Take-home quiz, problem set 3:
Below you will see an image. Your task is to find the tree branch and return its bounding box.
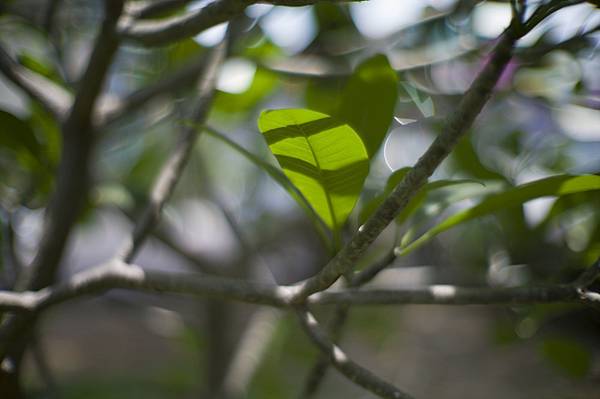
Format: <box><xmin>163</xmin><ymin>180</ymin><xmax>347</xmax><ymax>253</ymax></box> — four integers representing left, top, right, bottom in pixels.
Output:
<box><xmin>0</xmin><ymin>0</ymin><xmax>126</xmax><ymax>378</ymax></box>
<box><xmin>308</xmin><ymin>285</ymin><xmax>593</xmax><ymax>306</ymax></box>
<box><xmin>295</xmin><ymin>308</ymin><xmax>414</xmax><ymax>399</ymax></box>
<box><xmin>118</xmin><ymin>0</ymin><xmax>364</xmax><ymax>47</ymax></box>
<box><xmin>1</xmin><ymin>265</ymin><xmax>597</xmax><ymax>313</ymax></box>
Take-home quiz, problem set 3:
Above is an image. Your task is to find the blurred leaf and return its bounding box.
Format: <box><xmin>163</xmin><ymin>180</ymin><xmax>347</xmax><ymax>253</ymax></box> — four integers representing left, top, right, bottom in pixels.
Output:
<box><xmin>398</xmin><ymin>174</ymin><xmax>600</xmax><ymax>256</ymax></box>
<box><xmin>339</xmin><ymin>54</ymin><xmax>398</xmax><ymax>157</ymax></box>
<box><xmin>258</xmin><ymin>109</ymin><xmax>369</xmax><ymax>241</ymax></box>
<box><xmin>540</xmin><ymin>338</ymin><xmax>591</xmax><ymax>378</ymax></box>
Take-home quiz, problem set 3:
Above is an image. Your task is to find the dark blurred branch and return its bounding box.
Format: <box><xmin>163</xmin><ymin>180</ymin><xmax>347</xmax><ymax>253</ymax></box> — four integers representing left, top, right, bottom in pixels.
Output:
<box><xmin>0</xmin><ymin>2</ymin><xmax>125</xmax><ymax>394</ymax></box>
<box><xmin>118</xmin><ymin>0</ymin><xmax>364</xmax><ymax>47</ymax></box>
<box><xmin>0</xmin><ymin>45</ymin><xmax>71</xmax><ymax>120</ymax></box>
<box><xmin>0</xmin><ymin>209</ymin><xmax>22</xmax><ymax>289</ymax></box>
<box><xmin>17</xmin><ymin>1</ymin><xmax>125</xmax><ymax>293</ymax></box>
<box><xmin>118</xmin><ymin>39</ymin><xmax>227</xmax><ymax>263</ymax></box>
<box><xmin>296</xmin><ymin>308</ymin><xmax>414</xmax><ymax>399</ymax></box>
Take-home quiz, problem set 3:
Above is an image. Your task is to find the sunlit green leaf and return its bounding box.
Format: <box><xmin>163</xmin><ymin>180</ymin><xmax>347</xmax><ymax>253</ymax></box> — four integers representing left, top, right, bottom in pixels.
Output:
<box><xmin>398</xmin><ymin>174</ymin><xmax>600</xmax><ymax>256</ymax></box>
<box><xmin>339</xmin><ymin>54</ymin><xmax>397</xmax><ymax>157</ymax></box>
<box><xmin>541</xmin><ymin>338</ymin><xmax>591</xmax><ymax>378</ymax></box>
<box><xmin>258</xmin><ymin>109</ymin><xmax>369</xmax><ymax>238</ymax></box>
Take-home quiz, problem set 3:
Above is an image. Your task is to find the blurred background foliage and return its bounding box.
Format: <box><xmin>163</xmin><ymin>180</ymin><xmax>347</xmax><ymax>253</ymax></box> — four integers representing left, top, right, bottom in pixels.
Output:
<box><xmin>0</xmin><ymin>0</ymin><xmax>599</xmax><ymax>398</ymax></box>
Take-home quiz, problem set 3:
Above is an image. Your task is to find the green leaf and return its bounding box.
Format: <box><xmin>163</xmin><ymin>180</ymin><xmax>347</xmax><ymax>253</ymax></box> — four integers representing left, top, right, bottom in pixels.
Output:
<box><xmin>540</xmin><ymin>338</ymin><xmax>591</xmax><ymax>378</ymax></box>
<box><xmin>258</xmin><ymin>109</ymin><xmax>369</xmax><ymax>238</ymax></box>
<box><xmin>339</xmin><ymin>54</ymin><xmax>398</xmax><ymax>157</ymax></box>
<box><xmin>397</xmin><ymin>174</ymin><xmax>600</xmax><ymax>256</ymax></box>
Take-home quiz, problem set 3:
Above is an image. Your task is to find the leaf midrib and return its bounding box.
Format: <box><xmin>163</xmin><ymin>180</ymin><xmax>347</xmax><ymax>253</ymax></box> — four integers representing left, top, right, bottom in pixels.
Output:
<box><xmin>296</xmin><ymin>119</ymin><xmax>339</xmax><ymax>233</ymax></box>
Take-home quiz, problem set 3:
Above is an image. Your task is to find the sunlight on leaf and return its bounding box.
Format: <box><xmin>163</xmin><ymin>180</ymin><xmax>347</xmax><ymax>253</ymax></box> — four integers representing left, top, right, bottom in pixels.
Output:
<box><xmin>258</xmin><ymin>109</ymin><xmax>369</xmax><ymax>241</ymax></box>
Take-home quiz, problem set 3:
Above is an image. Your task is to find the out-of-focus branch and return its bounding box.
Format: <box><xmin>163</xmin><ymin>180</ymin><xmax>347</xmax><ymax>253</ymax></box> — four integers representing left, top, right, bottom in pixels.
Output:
<box><xmin>0</xmin><ymin>45</ymin><xmax>71</xmax><ymax>120</ymax></box>
<box><xmin>295</xmin><ymin>308</ymin><xmax>414</xmax><ymax>399</ymax></box>
<box><xmin>17</xmin><ymin>1</ymin><xmax>125</xmax><ymax>293</ymax></box>
<box><xmin>0</xmin><ymin>1</ymin><xmax>126</xmax><ymax>390</ymax></box>
<box><xmin>118</xmin><ymin>0</ymin><xmax>365</xmax><ymax>47</ymax></box>
<box><xmin>118</xmin><ymin>38</ymin><xmax>227</xmax><ymax>263</ymax></box>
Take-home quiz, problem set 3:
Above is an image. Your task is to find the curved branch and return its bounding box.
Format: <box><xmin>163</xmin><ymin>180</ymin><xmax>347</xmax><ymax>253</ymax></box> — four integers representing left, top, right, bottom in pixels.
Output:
<box><xmin>118</xmin><ymin>0</ymin><xmax>364</xmax><ymax>47</ymax></box>
<box><xmin>295</xmin><ymin>308</ymin><xmax>414</xmax><ymax>399</ymax></box>
<box><xmin>118</xmin><ymin>0</ymin><xmax>248</xmax><ymax>46</ymax></box>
